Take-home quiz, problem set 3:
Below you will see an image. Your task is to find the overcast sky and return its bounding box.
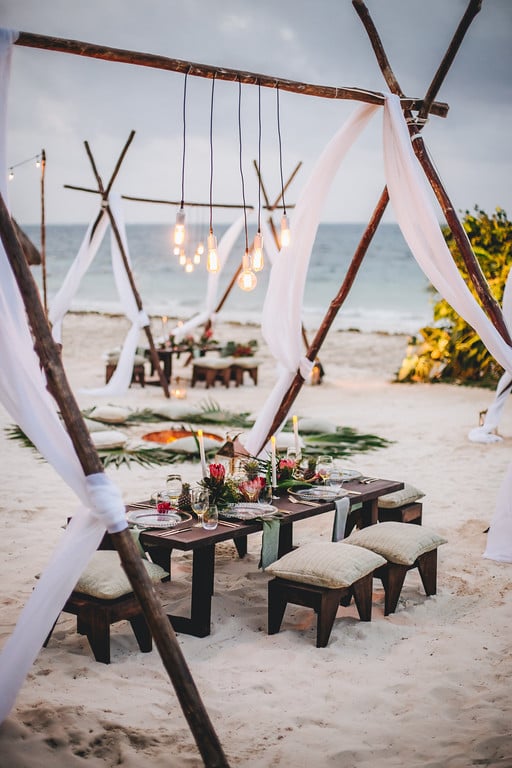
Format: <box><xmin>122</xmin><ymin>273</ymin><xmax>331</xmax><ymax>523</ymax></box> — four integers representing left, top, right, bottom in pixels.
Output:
<box><xmin>1</xmin><ymin>0</ymin><xmax>511</xmax><ymax>226</ymax></box>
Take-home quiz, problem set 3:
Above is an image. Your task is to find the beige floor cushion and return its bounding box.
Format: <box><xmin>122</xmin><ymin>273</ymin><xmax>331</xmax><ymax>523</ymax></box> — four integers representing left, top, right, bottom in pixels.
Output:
<box><xmin>74</xmin><ymin>550</ymin><xmax>168</xmax><ymax>600</ymax></box>
<box><xmin>378</xmin><ymin>483</ymin><xmax>425</xmax><ymax>509</ymax></box>
<box><xmin>266</xmin><ymin>542</ymin><xmax>386</xmax><ymax>589</ymax></box>
<box><xmin>345</xmin><ymin>521</ymin><xmax>447</xmax><ymax>566</ymax></box>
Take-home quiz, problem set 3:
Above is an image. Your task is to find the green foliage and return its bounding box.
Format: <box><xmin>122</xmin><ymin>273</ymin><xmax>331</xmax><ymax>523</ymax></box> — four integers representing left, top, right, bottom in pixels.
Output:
<box><xmin>396</xmin><ymin>207</ymin><xmax>512</xmax><ymax>386</ymax></box>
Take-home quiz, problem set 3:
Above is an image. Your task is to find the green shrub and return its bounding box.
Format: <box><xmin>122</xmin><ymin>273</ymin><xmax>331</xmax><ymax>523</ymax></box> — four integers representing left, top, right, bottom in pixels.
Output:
<box><xmin>396</xmin><ymin>207</ymin><xmax>512</xmax><ymax>387</ymax></box>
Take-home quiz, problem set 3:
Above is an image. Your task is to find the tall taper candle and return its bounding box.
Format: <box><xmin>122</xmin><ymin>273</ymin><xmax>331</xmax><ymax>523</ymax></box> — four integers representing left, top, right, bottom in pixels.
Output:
<box><xmin>292</xmin><ymin>414</ymin><xmax>300</xmax><ymax>456</ymax></box>
<box><xmin>198</xmin><ymin>429</ymin><xmax>207</xmax><ymax>477</ymax></box>
<box><xmin>271</xmin><ymin>435</ymin><xmax>277</xmax><ymax>488</ymax></box>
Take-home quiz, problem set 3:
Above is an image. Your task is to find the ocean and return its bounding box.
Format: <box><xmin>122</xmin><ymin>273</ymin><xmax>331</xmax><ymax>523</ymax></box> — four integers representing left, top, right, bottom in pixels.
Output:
<box><xmin>24</xmin><ymin>222</ymin><xmax>435</xmax><ymax>335</ymax></box>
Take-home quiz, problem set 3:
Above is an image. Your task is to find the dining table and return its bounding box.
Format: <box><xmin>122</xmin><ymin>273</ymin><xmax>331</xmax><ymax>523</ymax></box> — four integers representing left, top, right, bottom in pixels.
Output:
<box><xmin>132</xmin><ymin>476</ymin><xmax>404</xmax><ymax>638</ymax></box>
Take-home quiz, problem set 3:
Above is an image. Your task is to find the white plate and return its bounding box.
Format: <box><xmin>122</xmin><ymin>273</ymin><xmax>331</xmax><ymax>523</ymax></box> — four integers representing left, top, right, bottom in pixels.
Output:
<box><xmin>126</xmin><ymin>510</ymin><xmax>192</xmax><ymax>529</ymax></box>
<box><xmin>294</xmin><ymin>487</ymin><xmax>348</xmax><ymax>502</ymax></box>
<box><xmin>338</xmin><ymin>469</ymin><xmax>363</xmax><ymax>481</ymax></box>
<box><xmin>222</xmin><ymin>503</ymin><xmax>278</xmax><ymax>521</ymax></box>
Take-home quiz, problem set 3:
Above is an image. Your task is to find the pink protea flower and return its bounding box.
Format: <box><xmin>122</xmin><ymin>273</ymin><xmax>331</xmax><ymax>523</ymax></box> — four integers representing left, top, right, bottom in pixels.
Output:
<box><xmin>209</xmin><ymin>463</ymin><xmax>226</xmax><ymax>484</ymax></box>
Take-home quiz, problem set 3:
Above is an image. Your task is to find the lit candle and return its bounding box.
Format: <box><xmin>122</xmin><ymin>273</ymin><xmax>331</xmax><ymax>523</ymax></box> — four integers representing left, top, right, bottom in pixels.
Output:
<box><xmin>197</xmin><ymin>429</ymin><xmax>207</xmax><ymax>477</ymax></box>
<box><xmin>292</xmin><ymin>415</ymin><xmax>300</xmax><ymax>456</ymax></box>
<box><xmin>271</xmin><ymin>435</ymin><xmax>277</xmax><ymax>488</ymax></box>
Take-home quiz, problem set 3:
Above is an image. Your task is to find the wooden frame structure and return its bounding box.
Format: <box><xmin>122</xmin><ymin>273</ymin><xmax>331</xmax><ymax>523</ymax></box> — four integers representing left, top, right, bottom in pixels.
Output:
<box><xmin>0</xmin><ymin>1</ymin><xmax>502</xmax><ymax>764</ymax></box>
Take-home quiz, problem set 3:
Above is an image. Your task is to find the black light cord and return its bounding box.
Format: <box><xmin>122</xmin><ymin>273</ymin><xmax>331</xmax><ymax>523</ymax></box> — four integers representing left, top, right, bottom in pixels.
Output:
<box><xmin>238</xmin><ymin>78</ymin><xmax>249</xmax><ymax>252</ymax></box>
<box><xmin>180</xmin><ymin>69</ymin><xmax>189</xmax><ymax>209</ymax></box>
<box><xmin>209</xmin><ymin>73</ymin><xmax>216</xmax><ymax>233</ymax></box>
<box><xmin>276</xmin><ymin>85</ymin><xmax>287</xmax><ymax>216</ymax></box>
<box><xmin>257</xmin><ymin>80</ymin><xmax>262</xmax><ymax>233</ymax></box>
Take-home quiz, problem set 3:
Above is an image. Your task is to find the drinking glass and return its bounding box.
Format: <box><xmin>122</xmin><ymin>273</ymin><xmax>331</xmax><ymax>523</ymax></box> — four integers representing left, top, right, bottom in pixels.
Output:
<box><xmin>202</xmin><ymin>504</ymin><xmax>219</xmax><ymax>530</ymax></box>
<box><xmin>190</xmin><ymin>486</ymin><xmax>209</xmax><ymax>527</ymax></box>
<box><xmin>166</xmin><ymin>473</ymin><xmax>183</xmax><ymax>507</ymax></box>
<box><xmin>151</xmin><ymin>490</ymin><xmax>171</xmax><ymax>513</ymax></box>
<box><xmin>316</xmin><ymin>455</ymin><xmax>334</xmax><ymax>484</ymax></box>
<box><xmin>326</xmin><ymin>469</ymin><xmax>344</xmax><ymax>494</ymax></box>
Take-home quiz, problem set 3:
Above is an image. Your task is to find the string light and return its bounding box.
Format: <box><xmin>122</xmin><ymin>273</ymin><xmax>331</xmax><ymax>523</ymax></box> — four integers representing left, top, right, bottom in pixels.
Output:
<box><xmin>276</xmin><ymin>85</ymin><xmax>291</xmax><ymax>248</ymax></box>
<box><xmin>7</xmin><ymin>152</ymin><xmax>43</xmax><ymax>182</ymax></box>
<box><xmin>206</xmin><ymin>73</ymin><xmax>219</xmax><ymax>273</ymax></box>
<box><xmin>252</xmin><ymin>81</ymin><xmax>264</xmax><ymax>272</ymax></box>
<box><xmin>236</xmin><ymin>79</ymin><xmax>257</xmax><ymax>292</ymax></box>
<box><xmin>174</xmin><ymin>70</ymin><xmax>189</xmax><ymax>247</ymax></box>
<box><xmin>193</xmin><ymin>251</ymin><xmax>201</xmax><ymax>265</ymax></box>
<box><xmin>179</xmin><ymin>250</ymin><xmax>187</xmax><ymax>266</ymax></box>
<box><xmin>185</xmin><ymin>258</ymin><xmax>194</xmax><ymax>273</ymax></box>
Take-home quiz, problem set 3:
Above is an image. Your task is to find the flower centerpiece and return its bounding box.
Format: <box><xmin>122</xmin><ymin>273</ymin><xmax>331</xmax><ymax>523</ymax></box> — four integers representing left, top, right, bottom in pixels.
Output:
<box><xmin>200</xmin><ymin>463</ymin><xmax>241</xmax><ymax>508</ymax></box>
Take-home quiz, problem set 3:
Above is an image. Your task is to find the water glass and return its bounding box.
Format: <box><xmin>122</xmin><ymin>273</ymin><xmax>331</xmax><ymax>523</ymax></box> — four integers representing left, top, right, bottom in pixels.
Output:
<box><xmin>166</xmin><ymin>473</ymin><xmax>183</xmax><ymax>506</ymax></box>
<box><xmin>151</xmin><ymin>490</ymin><xmax>171</xmax><ymax>513</ymax></box>
<box><xmin>190</xmin><ymin>486</ymin><xmax>209</xmax><ymax>527</ymax></box>
<box><xmin>202</xmin><ymin>504</ymin><xmax>219</xmax><ymax>530</ymax></box>
<box><xmin>326</xmin><ymin>469</ymin><xmax>344</xmax><ymax>494</ymax></box>
<box><xmin>316</xmin><ymin>455</ymin><xmax>334</xmax><ymax>484</ymax></box>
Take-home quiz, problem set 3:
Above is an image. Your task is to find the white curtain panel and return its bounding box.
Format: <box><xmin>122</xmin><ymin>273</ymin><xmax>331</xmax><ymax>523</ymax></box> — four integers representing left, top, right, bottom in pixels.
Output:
<box><xmin>243</xmin><ymin>103</ymin><xmax>379</xmax><ymax>456</ymax></box>
<box><xmin>169</xmin><ymin>213</ymin><xmax>245</xmax><ymax>341</ymax></box>
<box><xmin>0</xmin><ymin>32</ymin><xmax>127</xmax><ymax>723</ymax></box>
<box><xmin>382</xmin><ymin>94</ymin><xmax>512</xmax><ymax>562</ymax></box>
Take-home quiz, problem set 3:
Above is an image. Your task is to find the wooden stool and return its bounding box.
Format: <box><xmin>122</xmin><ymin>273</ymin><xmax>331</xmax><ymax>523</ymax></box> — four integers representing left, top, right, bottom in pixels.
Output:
<box><xmin>105</xmin><ymin>362</ymin><xmax>146</xmax><ymax>387</ymax></box>
<box><xmin>345</xmin><ymin>521</ymin><xmax>447</xmax><ymax>616</ymax></box>
<box><xmin>378</xmin><ymin>501</ymin><xmax>423</xmax><ymax>525</ymax></box>
<box><xmin>265</xmin><ymin>542</ymin><xmax>386</xmax><ymax>647</ymax></box>
<box><xmin>191</xmin><ymin>361</ymin><xmax>232</xmax><ymax>388</ymax></box>
<box><xmin>230</xmin><ymin>356</ymin><xmax>260</xmax><ymax>386</ymax></box>
<box><xmin>44</xmin><ymin>551</ymin><xmax>168</xmax><ymax>663</ymax></box>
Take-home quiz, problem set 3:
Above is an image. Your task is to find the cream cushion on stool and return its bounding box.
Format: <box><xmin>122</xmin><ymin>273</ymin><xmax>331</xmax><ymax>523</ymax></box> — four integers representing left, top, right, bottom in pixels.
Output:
<box><xmin>345</xmin><ymin>521</ymin><xmax>447</xmax><ymax>615</ymax></box>
<box><xmin>266</xmin><ymin>542</ymin><xmax>386</xmax><ymax>586</ymax></box>
<box><xmin>266</xmin><ymin>543</ymin><xmax>386</xmax><ymax>647</ymax></box>
<box><xmin>377</xmin><ymin>483</ymin><xmax>425</xmax><ymax>510</ymax></box>
<box><xmin>75</xmin><ymin>550</ymin><xmax>168</xmax><ymax>599</ymax></box>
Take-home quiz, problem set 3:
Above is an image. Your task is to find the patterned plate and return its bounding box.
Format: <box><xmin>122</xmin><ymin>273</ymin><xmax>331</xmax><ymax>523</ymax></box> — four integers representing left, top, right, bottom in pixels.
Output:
<box><xmin>221</xmin><ymin>503</ymin><xmax>278</xmax><ymax>521</ymax></box>
<box><xmin>126</xmin><ymin>510</ymin><xmax>192</xmax><ymax>529</ymax></box>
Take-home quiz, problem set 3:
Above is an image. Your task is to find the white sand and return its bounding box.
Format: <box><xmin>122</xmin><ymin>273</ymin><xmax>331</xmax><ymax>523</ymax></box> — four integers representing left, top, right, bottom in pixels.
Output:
<box><xmin>1</xmin><ymin>313</ymin><xmax>512</xmax><ymax>767</ymax></box>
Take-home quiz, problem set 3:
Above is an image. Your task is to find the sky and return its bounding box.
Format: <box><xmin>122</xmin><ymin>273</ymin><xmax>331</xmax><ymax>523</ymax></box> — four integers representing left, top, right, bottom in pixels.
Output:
<box><xmin>1</xmin><ymin>0</ymin><xmax>511</xmax><ymax>226</ymax></box>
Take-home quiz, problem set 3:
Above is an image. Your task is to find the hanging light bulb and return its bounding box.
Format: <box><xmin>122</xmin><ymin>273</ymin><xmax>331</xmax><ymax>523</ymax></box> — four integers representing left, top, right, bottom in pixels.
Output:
<box><xmin>8</xmin><ymin>168</ymin><xmax>14</xmax><ymax>181</ymax></box>
<box><xmin>35</xmin><ymin>157</ymin><xmax>40</xmax><ymax>168</ymax></box>
<box><xmin>179</xmin><ymin>249</ymin><xmax>187</xmax><ymax>266</ymax></box>
<box><xmin>174</xmin><ymin>207</ymin><xmax>186</xmax><ymax>245</ymax></box>
<box><xmin>173</xmin><ymin>245</ymin><xmax>180</xmax><ymax>257</ymax></box>
<box><xmin>185</xmin><ymin>258</ymin><xmax>194</xmax><ymax>273</ymax></box>
<box><xmin>193</xmin><ymin>251</ymin><xmax>201</xmax><ymax>265</ymax></box>
<box><xmin>238</xmin><ymin>249</ymin><xmax>257</xmax><ymax>292</ymax></box>
<box><xmin>197</xmin><ymin>241</ymin><xmax>204</xmax><ymax>256</ymax></box>
<box><xmin>280</xmin><ymin>213</ymin><xmax>291</xmax><ymax>248</ymax></box>
<box><xmin>252</xmin><ymin>231</ymin><xmax>264</xmax><ymax>271</ymax></box>
<box><xmin>207</xmin><ymin>230</ymin><xmax>219</xmax><ymax>273</ymax></box>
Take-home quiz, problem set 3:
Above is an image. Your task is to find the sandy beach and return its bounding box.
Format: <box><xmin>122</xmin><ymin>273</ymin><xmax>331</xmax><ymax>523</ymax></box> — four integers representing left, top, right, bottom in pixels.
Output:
<box><xmin>1</xmin><ymin>312</ymin><xmax>512</xmax><ymax>768</ymax></box>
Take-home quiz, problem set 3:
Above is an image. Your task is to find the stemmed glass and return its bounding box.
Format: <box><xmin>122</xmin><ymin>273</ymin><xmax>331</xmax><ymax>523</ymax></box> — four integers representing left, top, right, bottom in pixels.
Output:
<box><xmin>316</xmin><ymin>455</ymin><xmax>334</xmax><ymax>484</ymax></box>
<box><xmin>166</xmin><ymin>473</ymin><xmax>182</xmax><ymax>507</ymax></box>
<box><xmin>190</xmin><ymin>487</ymin><xmax>209</xmax><ymax>527</ymax></box>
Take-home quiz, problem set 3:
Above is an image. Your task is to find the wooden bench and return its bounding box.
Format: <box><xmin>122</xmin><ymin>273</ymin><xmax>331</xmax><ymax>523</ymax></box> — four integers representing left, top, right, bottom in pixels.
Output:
<box><xmin>105</xmin><ymin>361</ymin><xmax>146</xmax><ymax>387</ymax></box>
<box><xmin>191</xmin><ymin>360</ymin><xmax>233</xmax><ymax>388</ymax></box>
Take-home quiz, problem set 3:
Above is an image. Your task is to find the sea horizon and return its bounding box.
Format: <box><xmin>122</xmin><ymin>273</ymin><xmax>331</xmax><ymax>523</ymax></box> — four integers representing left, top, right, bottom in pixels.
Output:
<box><xmin>24</xmin><ymin>221</ymin><xmax>436</xmax><ymax>336</ymax></box>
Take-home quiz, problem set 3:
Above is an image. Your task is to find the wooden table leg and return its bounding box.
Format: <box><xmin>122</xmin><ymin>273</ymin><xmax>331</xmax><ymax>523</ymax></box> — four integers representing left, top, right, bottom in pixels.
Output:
<box><xmin>360</xmin><ymin>499</ymin><xmax>379</xmax><ymax>528</ymax></box>
<box><xmin>278</xmin><ymin>523</ymin><xmax>293</xmax><ymax>557</ymax></box>
<box><xmin>234</xmin><ymin>536</ymin><xmax>248</xmax><ymax>558</ymax></box>
<box><xmin>168</xmin><ymin>545</ymin><xmax>215</xmax><ymax>637</ymax></box>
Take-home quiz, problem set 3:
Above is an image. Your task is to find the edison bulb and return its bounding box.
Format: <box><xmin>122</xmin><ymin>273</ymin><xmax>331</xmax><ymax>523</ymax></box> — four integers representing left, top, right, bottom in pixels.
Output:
<box><xmin>174</xmin><ymin>208</ymin><xmax>186</xmax><ymax>245</ymax></box>
<box><xmin>252</xmin><ymin>231</ymin><xmax>264</xmax><ymax>271</ymax></box>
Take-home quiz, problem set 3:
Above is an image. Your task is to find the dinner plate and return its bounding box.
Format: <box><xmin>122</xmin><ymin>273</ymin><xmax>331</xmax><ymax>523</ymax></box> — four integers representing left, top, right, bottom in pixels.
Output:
<box><xmin>338</xmin><ymin>468</ymin><xmax>363</xmax><ymax>481</ymax></box>
<box><xmin>126</xmin><ymin>510</ymin><xmax>192</xmax><ymax>529</ymax></box>
<box><xmin>294</xmin><ymin>487</ymin><xmax>348</xmax><ymax>502</ymax></box>
<box><xmin>222</xmin><ymin>503</ymin><xmax>278</xmax><ymax>521</ymax></box>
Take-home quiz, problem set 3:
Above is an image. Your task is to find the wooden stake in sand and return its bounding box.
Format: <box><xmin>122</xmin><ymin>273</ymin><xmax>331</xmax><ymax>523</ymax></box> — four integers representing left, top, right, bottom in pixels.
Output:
<box><xmin>0</xmin><ymin>192</ymin><xmax>230</xmax><ymax>767</ymax></box>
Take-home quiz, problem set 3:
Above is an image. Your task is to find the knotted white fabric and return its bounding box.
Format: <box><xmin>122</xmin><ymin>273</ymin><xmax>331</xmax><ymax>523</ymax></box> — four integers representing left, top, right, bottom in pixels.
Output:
<box><xmin>169</xmin><ymin>214</ymin><xmax>245</xmax><ymax>341</ymax></box>
<box><xmin>243</xmin><ymin>103</ymin><xmax>379</xmax><ymax>456</ymax></box>
<box><xmin>49</xmin><ymin>192</ymin><xmax>145</xmax><ymax>397</ymax></box>
<box><xmin>0</xmin><ymin>32</ymin><xmax>127</xmax><ymax>723</ymax></box>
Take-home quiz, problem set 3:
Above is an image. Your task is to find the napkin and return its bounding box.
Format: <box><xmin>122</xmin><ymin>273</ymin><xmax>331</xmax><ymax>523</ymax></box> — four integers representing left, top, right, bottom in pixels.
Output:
<box><xmin>332</xmin><ymin>496</ymin><xmax>350</xmax><ymax>542</ymax></box>
<box><xmin>260</xmin><ymin>518</ymin><xmax>281</xmax><ymax>570</ymax></box>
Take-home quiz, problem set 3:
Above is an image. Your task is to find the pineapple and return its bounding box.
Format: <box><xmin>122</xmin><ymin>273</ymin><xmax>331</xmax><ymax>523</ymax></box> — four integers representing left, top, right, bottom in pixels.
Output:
<box><xmin>244</xmin><ymin>459</ymin><xmax>260</xmax><ymax>481</ymax></box>
<box><xmin>177</xmin><ymin>482</ymin><xmax>192</xmax><ymax>511</ymax></box>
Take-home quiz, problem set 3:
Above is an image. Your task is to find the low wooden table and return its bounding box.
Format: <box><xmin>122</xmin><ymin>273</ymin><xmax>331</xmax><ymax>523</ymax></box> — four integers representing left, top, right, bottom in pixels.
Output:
<box><xmin>135</xmin><ymin>477</ymin><xmax>403</xmax><ymax>637</ymax></box>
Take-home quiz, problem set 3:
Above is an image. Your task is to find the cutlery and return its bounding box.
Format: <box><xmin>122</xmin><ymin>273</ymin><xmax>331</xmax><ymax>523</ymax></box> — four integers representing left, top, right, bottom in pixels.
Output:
<box><xmin>358</xmin><ymin>477</ymin><xmax>379</xmax><ymax>484</ymax></box>
<box><xmin>218</xmin><ymin>520</ymin><xmax>241</xmax><ymax>528</ymax></box>
<box><xmin>127</xmin><ymin>502</ymin><xmax>155</xmax><ymax>510</ymax></box>
<box><xmin>158</xmin><ymin>526</ymin><xmax>194</xmax><ymax>536</ymax></box>
<box><xmin>345</xmin><ymin>490</ymin><xmax>362</xmax><ymax>496</ymax></box>
<box><xmin>288</xmin><ymin>496</ymin><xmax>319</xmax><ymax>507</ymax></box>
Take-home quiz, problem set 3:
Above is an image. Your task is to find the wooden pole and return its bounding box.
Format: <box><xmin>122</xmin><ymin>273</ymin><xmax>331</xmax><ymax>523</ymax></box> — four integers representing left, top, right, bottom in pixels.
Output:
<box><xmin>14</xmin><ymin>31</ymin><xmax>449</xmax><ymax>118</ymax></box>
<box><xmin>40</xmin><ymin>149</ymin><xmax>47</xmax><ymax>314</ymax></box>
<box><xmin>0</xmin><ymin>192</ymin><xmax>230</xmax><ymax>768</ymax></box>
<box><xmin>83</xmin><ymin>139</ymin><xmax>171</xmax><ymax>398</ymax></box>
<box><xmin>90</xmin><ymin>130</ymin><xmax>135</xmax><ymax>241</ymax></box>
<box><xmin>353</xmin><ymin>0</ymin><xmax>511</xmax><ymax>344</ymax></box>
<box><xmin>256</xmin><ymin>187</ymin><xmax>390</xmax><ymax>453</ymax></box>
<box><xmin>64</xmin><ymin>184</ymin><xmax>254</xmax><ymax>210</ymax></box>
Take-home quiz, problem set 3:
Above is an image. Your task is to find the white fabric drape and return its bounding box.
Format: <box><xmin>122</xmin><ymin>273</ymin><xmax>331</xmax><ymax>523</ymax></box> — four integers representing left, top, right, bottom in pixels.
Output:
<box><xmin>0</xmin><ymin>33</ymin><xmax>127</xmax><ymax>723</ymax></box>
<box><xmin>169</xmin><ymin>214</ymin><xmax>245</xmax><ymax>341</ymax></box>
<box><xmin>49</xmin><ymin>194</ymin><xmax>147</xmax><ymax>396</ymax></box>
<box><xmin>468</xmin><ymin>266</ymin><xmax>512</xmax><ymax>443</ymax></box>
<box><xmin>243</xmin><ymin>103</ymin><xmax>379</xmax><ymax>456</ymax></box>
<box><xmin>382</xmin><ymin>94</ymin><xmax>512</xmax><ymax>562</ymax></box>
